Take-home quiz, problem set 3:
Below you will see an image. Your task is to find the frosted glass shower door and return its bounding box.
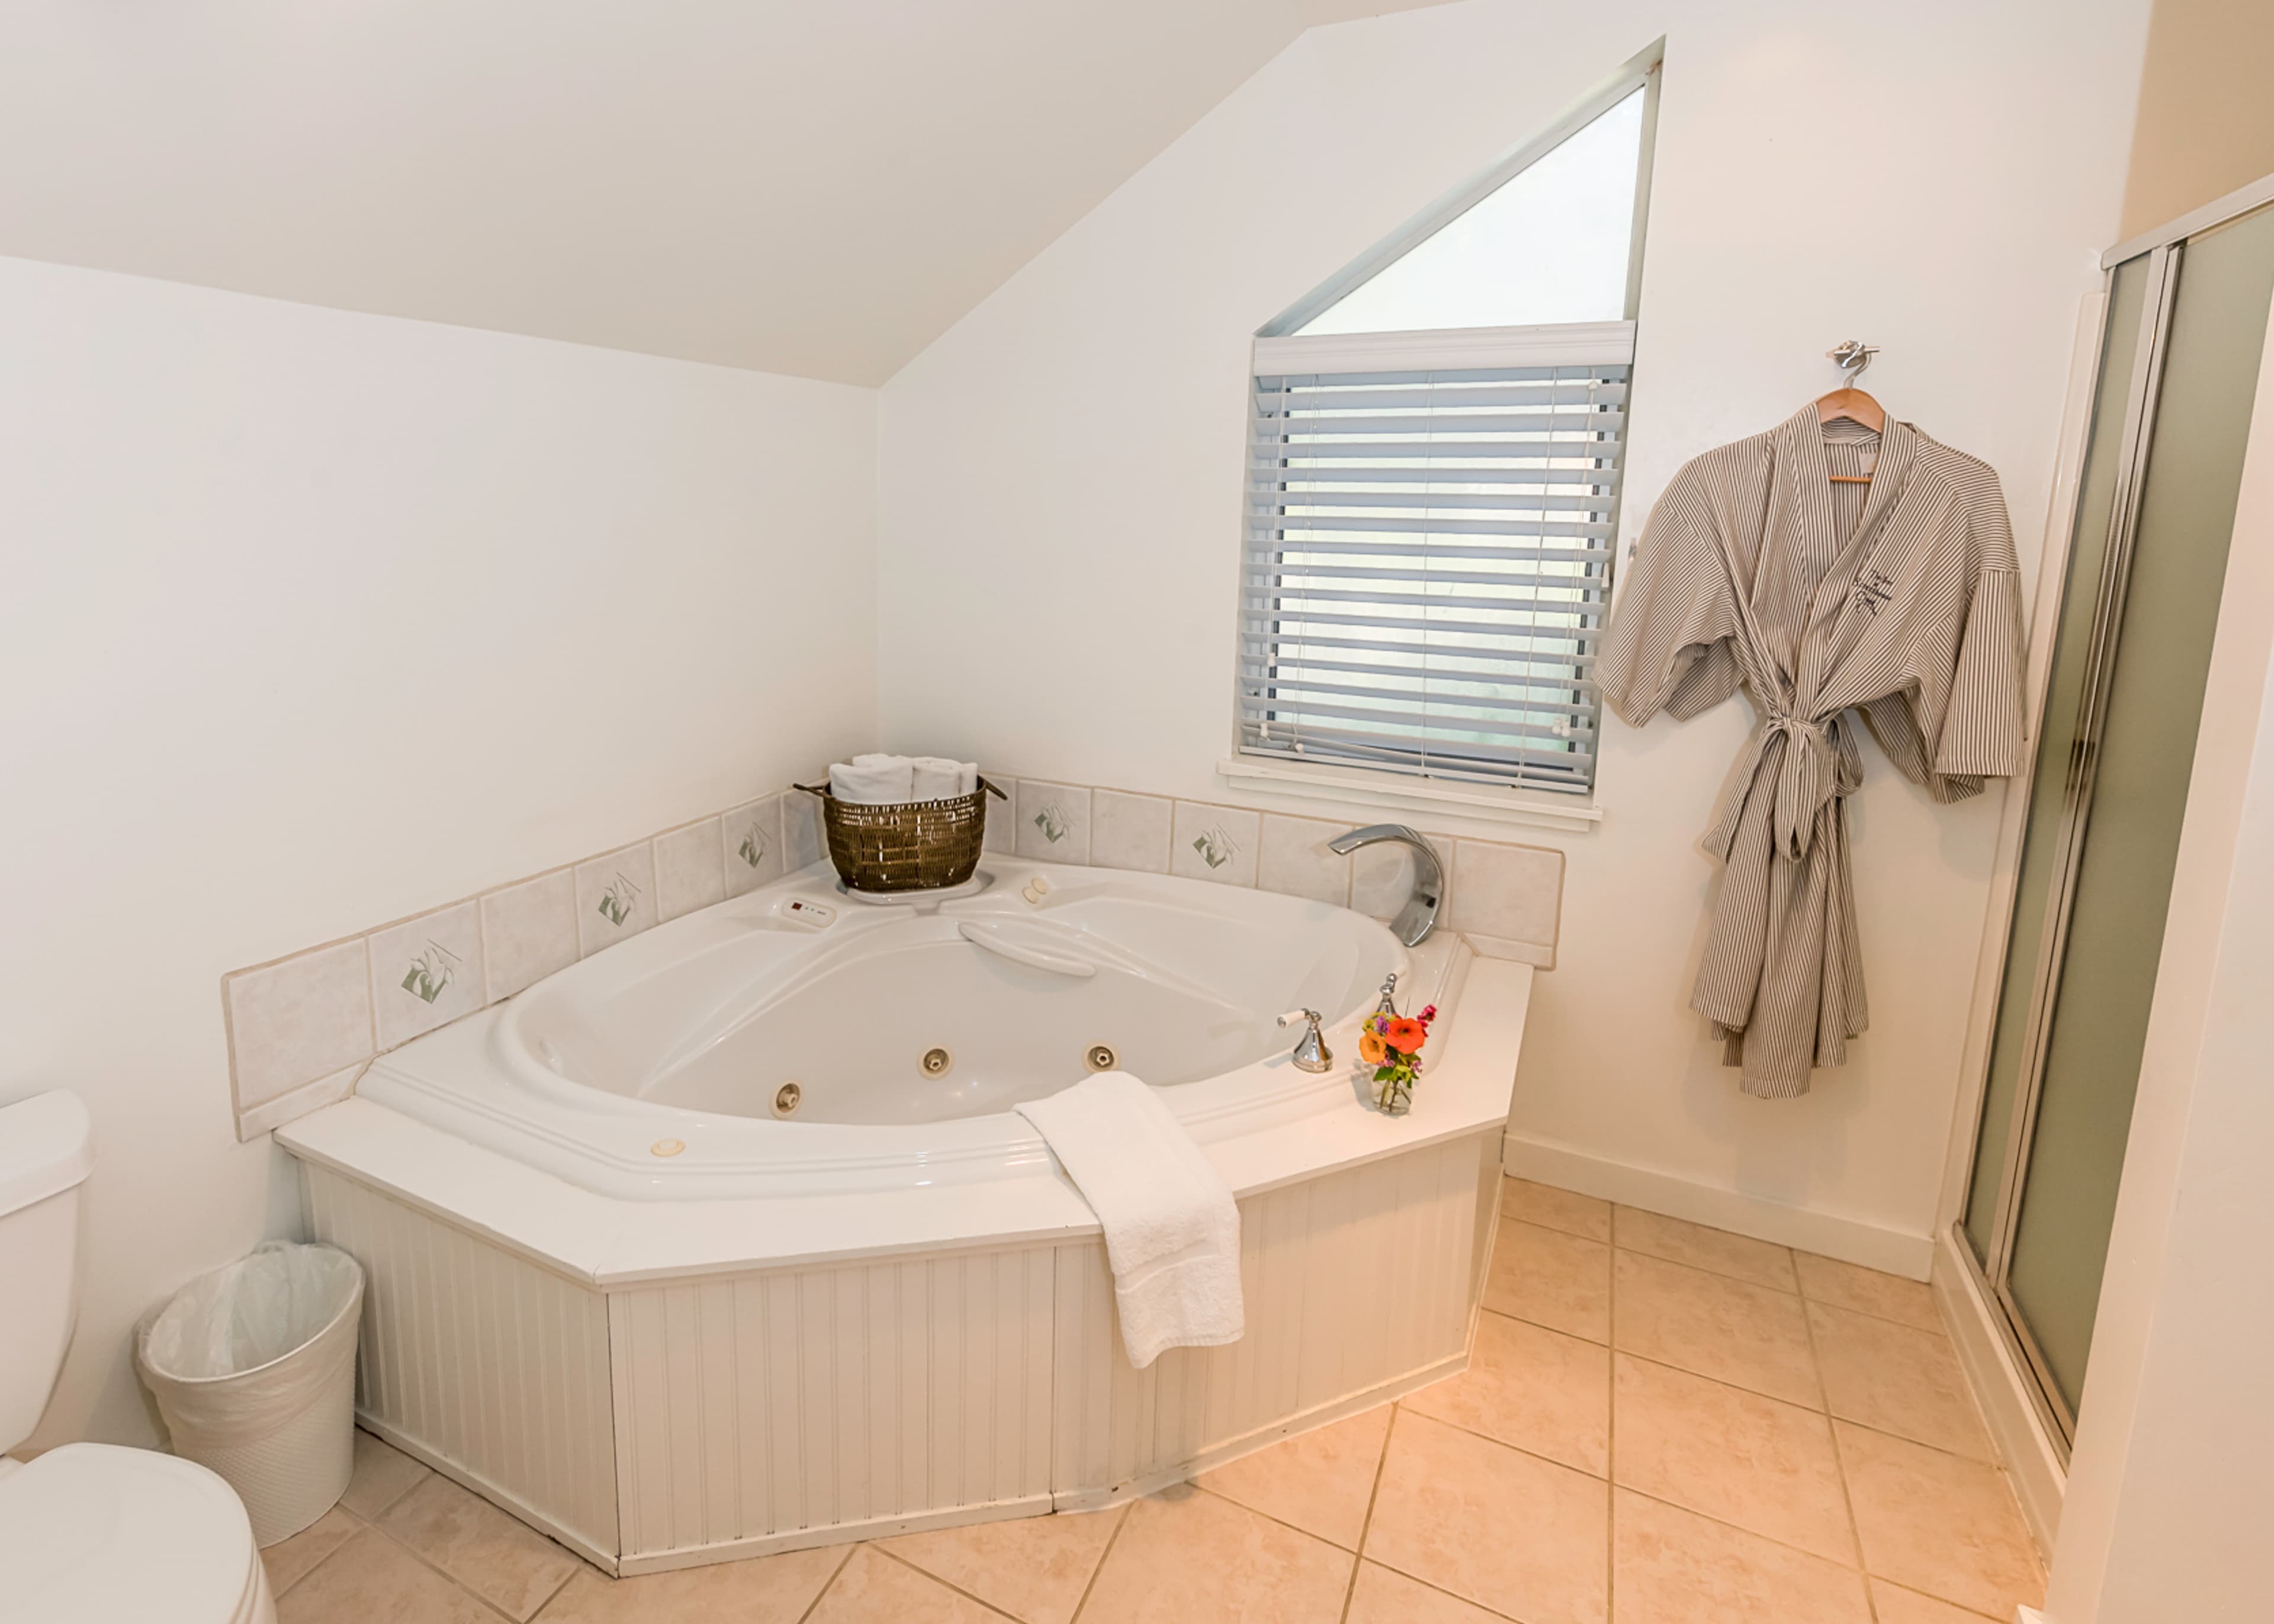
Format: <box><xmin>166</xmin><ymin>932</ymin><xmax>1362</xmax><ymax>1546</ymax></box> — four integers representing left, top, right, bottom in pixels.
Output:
<box><xmin>1963</xmin><ymin>200</ymin><xmax>2274</xmax><ymax>1439</ymax></box>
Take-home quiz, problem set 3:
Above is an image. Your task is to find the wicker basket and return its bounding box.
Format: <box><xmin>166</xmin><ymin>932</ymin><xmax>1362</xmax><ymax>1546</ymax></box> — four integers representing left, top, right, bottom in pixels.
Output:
<box><xmin>795</xmin><ymin>777</ymin><xmax>1007</xmax><ymax>894</ymax></box>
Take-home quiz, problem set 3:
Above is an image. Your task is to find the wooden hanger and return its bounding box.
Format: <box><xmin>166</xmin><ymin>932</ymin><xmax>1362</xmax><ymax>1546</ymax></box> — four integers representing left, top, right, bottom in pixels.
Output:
<box><xmin>1816</xmin><ymin>341</ymin><xmax>1884</xmax><ymax>483</ymax></box>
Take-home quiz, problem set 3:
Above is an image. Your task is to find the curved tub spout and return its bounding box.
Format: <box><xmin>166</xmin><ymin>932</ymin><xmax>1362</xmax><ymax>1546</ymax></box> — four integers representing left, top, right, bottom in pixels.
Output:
<box><xmin>1326</xmin><ymin>824</ymin><xmax>1441</xmax><ymax>947</ymax></box>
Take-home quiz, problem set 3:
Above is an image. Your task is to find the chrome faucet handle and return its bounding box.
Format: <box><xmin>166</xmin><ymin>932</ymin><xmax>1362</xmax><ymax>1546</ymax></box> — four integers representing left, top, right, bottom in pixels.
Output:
<box><xmin>1277</xmin><ymin>1008</ymin><xmax>1333</xmax><ymax>1074</ymax></box>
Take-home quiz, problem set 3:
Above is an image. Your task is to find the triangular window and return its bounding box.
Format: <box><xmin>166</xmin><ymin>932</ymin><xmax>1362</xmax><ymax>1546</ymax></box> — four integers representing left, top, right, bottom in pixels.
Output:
<box><xmin>1234</xmin><ymin>50</ymin><xmax>1660</xmax><ymax>808</ymax></box>
<box><xmin>1268</xmin><ymin>68</ymin><xmax>1656</xmax><ymax>338</ymax></box>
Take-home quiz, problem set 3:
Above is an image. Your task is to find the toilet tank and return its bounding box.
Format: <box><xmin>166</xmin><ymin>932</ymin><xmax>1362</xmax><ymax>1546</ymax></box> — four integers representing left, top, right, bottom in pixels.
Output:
<box><xmin>0</xmin><ymin>1092</ymin><xmax>92</xmax><ymax>1456</ymax></box>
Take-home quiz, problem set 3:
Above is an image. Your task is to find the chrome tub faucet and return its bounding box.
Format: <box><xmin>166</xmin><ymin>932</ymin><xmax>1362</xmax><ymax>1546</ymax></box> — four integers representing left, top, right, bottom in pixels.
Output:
<box><xmin>1328</xmin><ymin>824</ymin><xmax>1442</xmax><ymax>946</ymax></box>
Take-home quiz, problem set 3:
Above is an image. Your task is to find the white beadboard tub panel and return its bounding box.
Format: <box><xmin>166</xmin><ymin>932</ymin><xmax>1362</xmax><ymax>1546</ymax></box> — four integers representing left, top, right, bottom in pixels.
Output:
<box><xmin>301</xmin><ymin>1163</ymin><xmax>620</xmax><ymax>1559</ymax></box>
<box><xmin>607</xmin><ymin>1243</ymin><xmax>1059</xmax><ymax>1565</ymax></box>
<box><xmin>1052</xmin><ymin>1130</ymin><xmax>1492</xmax><ymax>1498</ymax></box>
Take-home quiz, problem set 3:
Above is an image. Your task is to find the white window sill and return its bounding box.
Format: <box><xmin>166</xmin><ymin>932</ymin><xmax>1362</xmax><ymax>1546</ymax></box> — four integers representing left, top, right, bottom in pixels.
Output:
<box><xmin>1215</xmin><ymin>756</ymin><xmax>1602</xmax><ymax>835</ymax></box>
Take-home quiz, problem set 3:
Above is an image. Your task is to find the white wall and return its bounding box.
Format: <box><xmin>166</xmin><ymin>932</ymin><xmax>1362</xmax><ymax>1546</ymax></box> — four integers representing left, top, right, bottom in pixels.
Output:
<box><xmin>876</xmin><ymin>0</ymin><xmax>2152</xmax><ymax>1266</ymax></box>
<box><xmin>0</xmin><ymin>256</ymin><xmax>878</xmax><ymax>1449</ymax></box>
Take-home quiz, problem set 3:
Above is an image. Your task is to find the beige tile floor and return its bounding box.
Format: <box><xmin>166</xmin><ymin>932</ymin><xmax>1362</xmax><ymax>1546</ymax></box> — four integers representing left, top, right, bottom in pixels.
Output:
<box><xmin>264</xmin><ymin>1179</ymin><xmax>2047</xmax><ymax>1623</ymax></box>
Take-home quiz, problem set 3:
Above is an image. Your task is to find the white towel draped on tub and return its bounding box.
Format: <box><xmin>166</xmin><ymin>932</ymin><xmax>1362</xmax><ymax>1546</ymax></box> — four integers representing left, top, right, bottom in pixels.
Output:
<box><xmin>1014</xmin><ymin>1071</ymin><xmax>1244</xmax><ymax>1368</ymax></box>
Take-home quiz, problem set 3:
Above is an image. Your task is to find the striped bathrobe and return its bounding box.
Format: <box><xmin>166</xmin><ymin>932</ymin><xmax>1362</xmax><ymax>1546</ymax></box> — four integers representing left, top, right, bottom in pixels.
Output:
<box><xmin>1598</xmin><ymin>407</ymin><xmax>2025</xmax><ymax>1098</ymax></box>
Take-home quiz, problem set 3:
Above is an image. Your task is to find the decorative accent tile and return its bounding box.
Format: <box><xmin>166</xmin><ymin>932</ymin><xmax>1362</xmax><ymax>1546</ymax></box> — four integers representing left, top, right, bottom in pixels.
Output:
<box><xmin>1448</xmin><ymin>838</ymin><xmax>1563</xmax><ymax>966</ymax></box>
<box><xmin>369</xmin><ymin>901</ymin><xmax>487</xmax><ymax>1050</ymax></box>
<box><xmin>225</xmin><ymin>938</ymin><xmax>374</xmax><ymax>1114</ymax></box>
<box><xmin>721</xmin><ymin>795</ymin><xmax>785</xmax><ymax>898</ymax></box>
<box><xmin>1016</xmin><ymin>780</ymin><xmax>1092</xmax><ymax>864</ymax></box>
<box><xmin>574</xmin><ymin>844</ymin><xmax>657</xmax><ymax>957</ymax></box>
<box><xmin>1257</xmin><ymin>813</ymin><xmax>1351</xmax><ymax>904</ymax></box>
<box><xmin>1090</xmin><ymin>789</ymin><xmax>1171</xmax><ymax>873</ymax></box>
<box><xmin>982</xmin><ymin>776</ymin><xmax>1019</xmax><ymax>853</ymax></box>
<box><xmin>479</xmin><ymin>870</ymin><xmax>578</xmax><ymax>1002</ymax></box>
<box><xmin>654</xmin><ymin>816</ymin><xmax>726</xmax><ymax>922</ymax></box>
<box><xmin>780</xmin><ymin>789</ymin><xmax>826</xmax><ymax>872</ymax></box>
<box><xmin>1350</xmin><ymin>829</ymin><xmax>1453</xmax><ymax>922</ymax></box>
<box><xmin>1171</xmin><ymin>801</ymin><xmax>1260</xmax><ymax>886</ymax></box>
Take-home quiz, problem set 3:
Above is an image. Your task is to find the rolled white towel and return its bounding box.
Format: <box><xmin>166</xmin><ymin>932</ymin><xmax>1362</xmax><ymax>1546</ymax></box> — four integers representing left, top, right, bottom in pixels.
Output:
<box><xmin>830</xmin><ymin>758</ymin><xmax>914</xmax><ymax>803</ymax></box>
<box><xmin>910</xmin><ymin>757</ymin><xmax>978</xmax><ymax>799</ymax></box>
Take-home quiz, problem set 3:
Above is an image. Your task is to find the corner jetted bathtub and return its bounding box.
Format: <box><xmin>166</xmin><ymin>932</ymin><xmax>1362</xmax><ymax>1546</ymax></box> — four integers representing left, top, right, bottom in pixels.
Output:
<box><xmin>278</xmin><ymin>856</ymin><xmax>1534</xmax><ymax>1574</ymax></box>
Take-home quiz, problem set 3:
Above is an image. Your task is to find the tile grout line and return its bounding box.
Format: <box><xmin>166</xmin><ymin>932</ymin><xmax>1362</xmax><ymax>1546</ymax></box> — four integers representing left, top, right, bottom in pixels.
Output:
<box><xmin>353</xmin><ymin>1512</ymin><xmax>521</xmax><ymax>1623</ymax></box>
<box><xmin>1800</xmin><ymin>1274</ymin><xmax>1879</xmax><ymax>1622</ymax></box>
<box><xmin>1605</xmin><ymin>1215</ymin><xmax>1617</xmax><ymax>1624</ymax></box>
<box><xmin>867</xmin><ymin>1543</ymin><xmax>1023</xmax><ymax>1619</ymax></box>
<box><xmin>266</xmin><ymin>1506</ymin><xmax>365</xmax><ymax>1602</ymax></box>
<box><xmin>522</xmin><ymin>1557</ymin><xmax>582</xmax><ymax>1621</ymax></box>
<box><xmin>1337</xmin><ymin>1401</ymin><xmax>1399</xmax><ymax>1622</ymax></box>
<box><xmin>1066</xmin><ymin>1496</ymin><xmax>1134</xmax><ymax>1623</ymax></box>
<box><xmin>1516</xmin><ymin>1182</ymin><xmax>1949</xmax><ymax>1328</ymax></box>
<box><xmin>791</xmin><ymin>1542</ymin><xmax>862</xmax><ymax>1624</ymax></box>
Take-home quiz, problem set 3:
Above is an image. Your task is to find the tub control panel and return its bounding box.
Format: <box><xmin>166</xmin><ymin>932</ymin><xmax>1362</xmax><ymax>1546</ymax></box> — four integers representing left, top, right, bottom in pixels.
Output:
<box><xmin>782</xmin><ymin>898</ymin><xmax>836</xmax><ymax>929</ymax></box>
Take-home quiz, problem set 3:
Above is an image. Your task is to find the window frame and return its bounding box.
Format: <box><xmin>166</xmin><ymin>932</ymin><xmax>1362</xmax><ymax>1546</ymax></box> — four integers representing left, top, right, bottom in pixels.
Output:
<box><xmin>1223</xmin><ymin>44</ymin><xmax>1661</xmax><ymax>834</ymax></box>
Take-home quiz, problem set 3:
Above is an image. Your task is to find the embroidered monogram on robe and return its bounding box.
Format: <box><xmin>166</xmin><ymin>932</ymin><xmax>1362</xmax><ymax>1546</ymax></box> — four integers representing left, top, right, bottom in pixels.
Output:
<box><xmin>1598</xmin><ymin>407</ymin><xmax>2026</xmax><ymax>1098</ymax></box>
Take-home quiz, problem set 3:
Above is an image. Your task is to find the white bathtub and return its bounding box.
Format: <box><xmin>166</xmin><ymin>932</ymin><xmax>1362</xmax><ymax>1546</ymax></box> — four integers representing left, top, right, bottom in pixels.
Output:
<box><xmin>280</xmin><ymin>857</ymin><xmax>1533</xmax><ymax>1573</ymax></box>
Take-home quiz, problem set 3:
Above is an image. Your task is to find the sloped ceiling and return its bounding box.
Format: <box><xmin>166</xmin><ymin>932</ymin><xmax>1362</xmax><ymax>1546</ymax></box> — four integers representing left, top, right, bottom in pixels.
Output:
<box><xmin>0</xmin><ymin>1</ymin><xmax>1455</xmax><ymax>384</ymax></box>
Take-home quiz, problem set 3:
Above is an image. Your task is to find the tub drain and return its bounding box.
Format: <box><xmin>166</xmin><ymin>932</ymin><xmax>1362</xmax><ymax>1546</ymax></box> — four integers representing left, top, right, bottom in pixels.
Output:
<box><xmin>772</xmin><ymin>1081</ymin><xmax>803</xmax><ymax>1118</ymax></box>
<box><xmin>921</xmin><ymin>1046</ymin><xmax>953</xmax><ymax>1077</ymax></box>
<box><xmin>1084</xmin><ymin>1043</ymin><xmax>1118</xmax><ymax>1073</ymax></box>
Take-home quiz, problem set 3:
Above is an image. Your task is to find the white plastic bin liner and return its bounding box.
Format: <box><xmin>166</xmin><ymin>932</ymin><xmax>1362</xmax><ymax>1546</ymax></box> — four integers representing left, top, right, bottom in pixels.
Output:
<box><xmin>136</xmin><ymin>1241</ymin><xmax>364</xmax><ymax>1546</ymax></box>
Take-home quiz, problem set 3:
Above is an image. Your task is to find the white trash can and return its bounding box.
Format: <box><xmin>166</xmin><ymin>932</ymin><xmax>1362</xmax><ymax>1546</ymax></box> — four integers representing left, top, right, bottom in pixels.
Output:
<box><xmin>136</xmin><ymin>1241</ymin><xmax>364</xmax><ymax>1547</ymax></box>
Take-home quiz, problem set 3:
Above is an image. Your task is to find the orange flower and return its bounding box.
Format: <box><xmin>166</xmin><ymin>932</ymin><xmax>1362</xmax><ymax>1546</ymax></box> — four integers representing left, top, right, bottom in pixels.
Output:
<box><xmin>1358</xmin><ymin>1030</ymin><xmax>1388</xmax><ymax>1065</ymax></box>
<box><xmin>1385</xmin><ymin>1017</ymin><xmax>1428</xmax><ymax>1052</ymax></box>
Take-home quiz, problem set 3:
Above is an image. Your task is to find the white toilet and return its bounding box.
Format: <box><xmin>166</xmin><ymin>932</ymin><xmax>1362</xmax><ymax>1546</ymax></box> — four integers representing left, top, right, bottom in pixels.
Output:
<box><xmin>0</xmin><ymin>1092</ymin><xmax>276</xmax><ymax>1624</ymax></box>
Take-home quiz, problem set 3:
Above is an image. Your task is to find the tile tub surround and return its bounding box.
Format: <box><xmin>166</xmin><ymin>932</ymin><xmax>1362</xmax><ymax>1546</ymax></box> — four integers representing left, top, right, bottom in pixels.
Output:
<box><xmin>223</xmin><ymin>784</ymin><xmax>821</xmax><ymax>1141</ymax></box>
<box><xmin>267</xmin><ymin>1185</ymin><xmax>2044</xmax><ymax>1623</ymax></box>
<box><xmin>228</xmin><ymin>765</ymin><xmax>1562</xmax><ymax>1141</ymax></box>
<box><xmin>987</xmin><ymin>774</ymin><xmax>1563</xmax><ymax>966</ymax></box>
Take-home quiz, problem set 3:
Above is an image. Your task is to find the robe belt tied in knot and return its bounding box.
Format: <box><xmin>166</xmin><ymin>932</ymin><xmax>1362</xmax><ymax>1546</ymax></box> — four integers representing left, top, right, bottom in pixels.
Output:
<box><xmin>1703</xmin><ymin>708</ymin><xmax>1864</xmax><ymax>863</ymax></box>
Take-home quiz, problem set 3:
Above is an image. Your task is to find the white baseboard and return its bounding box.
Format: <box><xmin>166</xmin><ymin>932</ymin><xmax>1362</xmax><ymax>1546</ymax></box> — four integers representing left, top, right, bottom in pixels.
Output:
<box><xmin>1932</xmin><ymin>1227</ymin><xmax>2066</xmax><ymax>1560</ymax></box>
<box><xmin>1501</xmin><ymin>1130</ymin><xmax>1935</xmax><ymax>1279</ymax></box>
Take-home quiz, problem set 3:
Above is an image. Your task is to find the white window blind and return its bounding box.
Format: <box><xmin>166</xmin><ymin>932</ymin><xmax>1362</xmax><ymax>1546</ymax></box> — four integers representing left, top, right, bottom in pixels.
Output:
<box><xmin>1238</xmin><ymin>323</ymin><xmax>1634</xmax><ymax>796</ymax></box>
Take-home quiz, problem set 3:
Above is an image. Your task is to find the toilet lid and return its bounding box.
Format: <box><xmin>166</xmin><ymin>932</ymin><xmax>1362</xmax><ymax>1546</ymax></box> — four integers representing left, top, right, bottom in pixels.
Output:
<box><xmin>0</xmin><ymin>1443</ymin><xmax>259</xmax><ymax>1623</ymax></box>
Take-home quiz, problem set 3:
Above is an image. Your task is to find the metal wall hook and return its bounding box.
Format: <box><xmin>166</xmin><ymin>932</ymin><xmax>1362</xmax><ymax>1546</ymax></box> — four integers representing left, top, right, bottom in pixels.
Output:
<box><xmin>1826</xmin><ymin>339</ymin><xmax>1880</xmax><ymax>381</ymax></box>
